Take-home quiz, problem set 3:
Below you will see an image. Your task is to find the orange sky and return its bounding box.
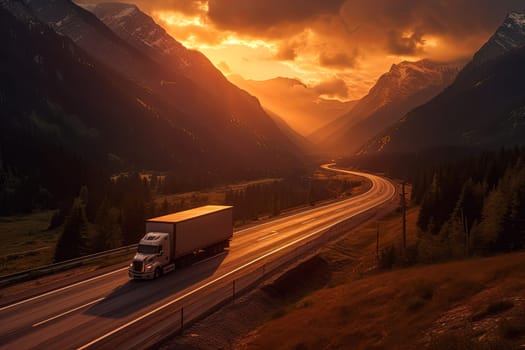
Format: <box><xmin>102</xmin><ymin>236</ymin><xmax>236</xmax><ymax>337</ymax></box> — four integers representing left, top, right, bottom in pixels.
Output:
<box><xmin>86</xmin><ymin>0</ymin><xmax>525</xmax><ymax>100</ymax></box>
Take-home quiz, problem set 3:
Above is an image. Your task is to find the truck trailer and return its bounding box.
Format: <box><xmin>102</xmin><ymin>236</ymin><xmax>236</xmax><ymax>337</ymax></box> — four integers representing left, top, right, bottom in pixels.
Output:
<box><xmin>128</xmin><ymin>205</ymin><xmax>233</xmax><ymax>279</ymax></box>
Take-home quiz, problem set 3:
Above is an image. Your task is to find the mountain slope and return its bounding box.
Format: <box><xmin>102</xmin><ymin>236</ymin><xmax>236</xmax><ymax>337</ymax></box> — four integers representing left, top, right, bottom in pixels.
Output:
<box><xmin>0</xmin><ymin>2</ymin><xmax>206</xmax><ymax>199</ymax></box>
<box><xmin>312</xmin><ymin>59</ymin><xmax>460</xmax><ymax>155</ymax></box>
<box><xmin>18</xmin><ymin>0</ymin><xmax>301</xmax><ymax>167</ymax></box>
<box><xmin>473</xmin><ymin>12</ymin><xmax>525</xmax><ymax>65</ymax></box>
<box><xmin>85</xmin><ymin>2</ymin><xmax>297</xmax><ymax>150</ymax></box>
<box><xmin>229</xmin><ymin>76</ymin><xmax>357</xmax><ymax>136</ymax></box>
<box><xmin>0</xmin><ymin>0</ymin><xmax>304</xmax><ymax>208</ymax></box>
<box><xmin>362</xmin><ymin>12</ymin><xmax>525</xmax><ymax>154</ymax></box>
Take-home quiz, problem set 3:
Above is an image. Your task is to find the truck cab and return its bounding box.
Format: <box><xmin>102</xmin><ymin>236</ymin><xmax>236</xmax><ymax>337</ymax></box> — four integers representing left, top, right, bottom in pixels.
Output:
<box><xmin>128</xmin><ymin>232</ymin><xmax>175</xmax><ymax>279</ymax></box>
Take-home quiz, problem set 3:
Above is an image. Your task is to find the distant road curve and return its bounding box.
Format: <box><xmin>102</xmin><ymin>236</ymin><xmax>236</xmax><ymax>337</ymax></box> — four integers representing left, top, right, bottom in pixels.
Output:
<box><xmin>0</xmin><ymin>165</ymin><xmax>396</xmax><ymax>350</ymax></box>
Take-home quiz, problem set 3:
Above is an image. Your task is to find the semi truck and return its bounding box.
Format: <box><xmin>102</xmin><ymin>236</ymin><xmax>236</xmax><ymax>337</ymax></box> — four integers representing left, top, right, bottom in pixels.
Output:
<box><xmin>128</xmin><ymin>205</ymin><xmax>233</xmax><ymax>279</ymax></box>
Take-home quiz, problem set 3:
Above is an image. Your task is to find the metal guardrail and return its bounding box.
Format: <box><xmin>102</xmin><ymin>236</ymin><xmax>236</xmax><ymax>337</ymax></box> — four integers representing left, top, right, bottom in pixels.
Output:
<box><xmin>0</xmin><ymin>244</ymin><xmax>138</xmax><ymax>287</ymax></box>
<box><xmin>83</xmin><ymin>208</ymin><xmax>383</xmax><ymax>350</ymax></box>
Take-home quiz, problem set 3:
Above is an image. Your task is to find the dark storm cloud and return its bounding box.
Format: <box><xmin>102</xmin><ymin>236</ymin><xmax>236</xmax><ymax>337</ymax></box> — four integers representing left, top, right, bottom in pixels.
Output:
<box><xmin>319</xmin><ymin>51</ymin><xmax>357</xmax><ymax>69</ymax></box>
<box><xmin>340</xmin><ymin>0</ymin><xmax>525</xmax><ymax>55</ymax></box>
<box><xmin>207</xmin><ymin>0</ymin><xmax>346</xmax><ymax>35</ymax></box>
<box><xmin>387</xmin><ymin>29</ymin><xmax>425</xmax><ymax>55</ymax></box>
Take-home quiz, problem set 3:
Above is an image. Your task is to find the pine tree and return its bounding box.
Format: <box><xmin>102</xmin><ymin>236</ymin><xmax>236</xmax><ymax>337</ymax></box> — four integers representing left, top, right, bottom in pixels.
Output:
<box><xmin>90</xmin><ymin>198</ymin><xmax>123</xmax><ymax>253</ymax></box>
<box><xmin>54</xmin><ymin>197</ymin><xmax>90</xmax><ymax>262</ymax></box>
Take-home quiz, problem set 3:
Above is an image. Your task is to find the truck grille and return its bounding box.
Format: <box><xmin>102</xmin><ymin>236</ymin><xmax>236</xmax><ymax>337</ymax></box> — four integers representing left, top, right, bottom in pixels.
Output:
<box><xmin>132</xmin><ymin>261</ymin><xmax>143</xmax><ymax>272</ymax></box>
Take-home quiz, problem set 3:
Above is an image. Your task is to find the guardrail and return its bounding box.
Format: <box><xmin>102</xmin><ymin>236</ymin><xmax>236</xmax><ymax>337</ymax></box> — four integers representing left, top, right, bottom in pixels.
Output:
<box><xmin>0</xmin><ymin>244</ymin><xmax>138</xmax><ymax>287</ymax></box>
<box><xmin>81</xmin><ymin>207</ymin><xmax>385</xmax><ymax>350</ymax></box>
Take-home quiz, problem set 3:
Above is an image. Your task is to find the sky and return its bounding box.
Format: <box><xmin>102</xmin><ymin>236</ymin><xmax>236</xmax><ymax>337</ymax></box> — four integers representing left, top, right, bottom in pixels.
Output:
<box><xmin>88</xmin><ymin>0</ymin><xmax>525</xmax><ymax>100</ymax></box>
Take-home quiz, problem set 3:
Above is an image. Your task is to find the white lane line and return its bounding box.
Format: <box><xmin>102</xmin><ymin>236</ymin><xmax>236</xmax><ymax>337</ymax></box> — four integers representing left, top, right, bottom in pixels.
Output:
<box><xmin>0</xmin><ymin>267</ymin><xmax>128</xmax><ymax>312</ymax></box>
<box><xmin>256</xmin><ymin>230</ymin><xmax>280</xmax><ymax>242</ymax></box>
<box><xmin>1</xmin><ymin>165</ymin><xmax>384</xmax><ymax>313</ymax></box>
<box><xmin>32</xmin><ymin>297</ymin><xmax>105</xmax><ymax>327</ymax></box>
<box><xmin>78</xmin><ymin>200</ymin><xmax>386</xmax><ymax>350</ymax></box>
<box><xmin>192</xmin><ymin>252</ymin><xmax>227</xmax><ymax>266</ymax></box>
<box><xmin>233</xmin><ymin>176</ymin><xmax>375</xmax><ymax>236</ymax></box>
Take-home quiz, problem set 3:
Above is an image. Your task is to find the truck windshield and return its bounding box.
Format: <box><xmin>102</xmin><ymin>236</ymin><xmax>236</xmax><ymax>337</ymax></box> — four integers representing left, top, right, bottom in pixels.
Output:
<box><xmin>137</xmin><ymin>244</ymin><xmax>160</xmax><ymax>254</ymax></box>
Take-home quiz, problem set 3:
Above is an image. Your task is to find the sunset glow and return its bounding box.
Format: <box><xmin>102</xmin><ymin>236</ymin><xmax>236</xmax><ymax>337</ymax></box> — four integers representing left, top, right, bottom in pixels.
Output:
<box><xmin>85</xmin><ymin>0</ymin><xmax>522</xmax><ymax>100</ymax></box>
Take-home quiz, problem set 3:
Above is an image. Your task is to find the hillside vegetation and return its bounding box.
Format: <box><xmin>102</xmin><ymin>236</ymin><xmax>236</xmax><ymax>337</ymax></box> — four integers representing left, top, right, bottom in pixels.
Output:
<box><xmin>166</xmin><ymin>202</ymin><xmax>525</xmax><ymax>350</ymax></box>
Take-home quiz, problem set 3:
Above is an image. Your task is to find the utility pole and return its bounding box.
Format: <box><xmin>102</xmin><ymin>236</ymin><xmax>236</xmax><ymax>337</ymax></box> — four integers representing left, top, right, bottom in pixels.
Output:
<box><xmin>401</xmin><ymin>182</ymin><xmax>407</xmax><ymax>252</ymax></box>
<box><xmin>376</xmin><ymin>221</ymin><xmax>380</xmax><ymax>259</ymax></box>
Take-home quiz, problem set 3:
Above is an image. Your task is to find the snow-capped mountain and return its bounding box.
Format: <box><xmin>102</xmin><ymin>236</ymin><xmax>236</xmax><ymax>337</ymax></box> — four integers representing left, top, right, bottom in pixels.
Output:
<box><xmin>361</xmin><ymin>12</ymin><xmax>525</xmax><ymax>155</ymax></box>
<box><xmin>473</xmin><ymin>12</ymin><xmax>525</xmax><ymax>65</ymax></box>
<box><xmin>311</xmin><ymin>59</ymin><xmax>461</xmax><ymax>155</ymax></box>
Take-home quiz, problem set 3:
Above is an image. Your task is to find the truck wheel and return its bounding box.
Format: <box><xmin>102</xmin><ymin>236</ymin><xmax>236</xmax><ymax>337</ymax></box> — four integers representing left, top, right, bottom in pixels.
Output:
<box><xmin>154</xmin><ymin>267</ymin><xmax>162</xmax><ymax>279</ymax></box>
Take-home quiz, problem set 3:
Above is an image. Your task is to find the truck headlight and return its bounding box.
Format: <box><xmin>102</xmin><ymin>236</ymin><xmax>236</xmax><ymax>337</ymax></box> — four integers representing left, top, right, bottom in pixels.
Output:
<box><xmin>145</xmin><ymin>264</ymin><xmax>153</xmax><ymax>271</ymax></box>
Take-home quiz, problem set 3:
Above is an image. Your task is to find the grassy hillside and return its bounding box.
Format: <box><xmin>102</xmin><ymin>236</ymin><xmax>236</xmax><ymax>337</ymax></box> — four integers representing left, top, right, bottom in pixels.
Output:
<box><xmin>244</xmin><ymin>251</ymin><xmax>525</xmax><ymax>349</ymax></box>
<box><xmin>165</xmin><ymin>207</ymin><xmax>525</xmax><ymax>350</ymax></box>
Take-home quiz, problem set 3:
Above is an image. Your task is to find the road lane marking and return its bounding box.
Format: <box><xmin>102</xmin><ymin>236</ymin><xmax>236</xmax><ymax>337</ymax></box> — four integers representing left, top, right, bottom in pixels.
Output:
<box><xmin>32</xmin><ymin>297</ymin><xmax>105</xmax><ymax>327</ymax></box>
<box><xmin>300</xmin><ymin>218</ymin><xmax>315</xmax><ymax>225</ymax></box>
<box><xmin>256</xmin><ymin>230</ymin><xmax>279</xmax><ymax>242</ymax></box>
<box><xmin>1</xmin><ymin>168</ymin><xmax>385</xmax><ymax>313</ymax></box>
<box><xmin>233</xmin><ymin>178</ymin><xmax>375</xmax><ymax>236</ymax></box>
<box><xmin>78</xmin><ymin>182</ymin><xmax>395</xmax><ymax>350</ymax></box>
<box><xmin>0</xmin><ymin>267</ymin><xmax>128</xmax><ymax>312</ymax></box>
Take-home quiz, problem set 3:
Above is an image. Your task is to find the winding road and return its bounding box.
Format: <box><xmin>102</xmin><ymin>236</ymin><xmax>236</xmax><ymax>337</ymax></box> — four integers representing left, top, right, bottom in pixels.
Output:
<box><xmin>0</xmin><ymin>165</ymin><xmax>396</xmax><ymax>350</ymax></box>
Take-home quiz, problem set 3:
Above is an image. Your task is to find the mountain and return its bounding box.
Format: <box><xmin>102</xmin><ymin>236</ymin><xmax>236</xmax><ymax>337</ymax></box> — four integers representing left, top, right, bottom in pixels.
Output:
<box><xmin>361</xmin><ymin>12</ymin><xmax>525</xmax><ymax>155</ymax></box>
<box><xmin>0</xmin><ymin>0</ymin><xmax>303</xmax><ymax>207</ymax></box>
<box><xmin>311</xmin><ymin>59</ymin><xmax>461</xmax><ymax>155</ymax></box>
<box><xmin>8</xmin><ymin>0</ymin><xmax>301</xmax><ymax>169</ymax></box>
<box><xmin>0</xmin><ymin>1</ymin><xmax>196</xmax><ymax>200</ymax></box>
<box><xmin>229</xmin><ymin>76</ymin><xmax>357</xmax><ymax>136</ymax></box>
<box><xmin>85</xmin><ymin>3</ymin><xmax>287</xmax><ymax>133</ymax></box>
<box><xmin>473</xmin><ymin>12</ymin><xmax>525</xmax><ymax>65</ymax></box>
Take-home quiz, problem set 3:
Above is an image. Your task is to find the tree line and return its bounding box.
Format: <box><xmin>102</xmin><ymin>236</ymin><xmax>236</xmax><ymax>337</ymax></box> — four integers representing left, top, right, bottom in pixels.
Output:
<box><xmin>52</xmin><ymin>172</ymin><xmax>361</xmax><ymax>262</ymax></box>
<box><xmin>412</xmin><ymin>147</ymin><xmax>525</xmax><ymax>262</ymax></box>
<box><xmin>224</xmin><ymin>177</ymin><xmax>360</xmax><ymax>223</ymax></box>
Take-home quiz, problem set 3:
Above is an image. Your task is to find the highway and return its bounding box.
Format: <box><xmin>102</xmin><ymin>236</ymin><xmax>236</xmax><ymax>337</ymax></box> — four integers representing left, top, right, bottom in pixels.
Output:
<box><xmin>0</xmin><ymin>165</ymin><xmax>395</xmax><ymax>349</ymax></box>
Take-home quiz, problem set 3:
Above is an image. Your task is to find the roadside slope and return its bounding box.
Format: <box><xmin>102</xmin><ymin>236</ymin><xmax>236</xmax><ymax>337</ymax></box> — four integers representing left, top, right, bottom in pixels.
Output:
<box><xmin>163</xmin><ymin>207</ymin><xmax>525</xmax><ymax>350</ymax></box>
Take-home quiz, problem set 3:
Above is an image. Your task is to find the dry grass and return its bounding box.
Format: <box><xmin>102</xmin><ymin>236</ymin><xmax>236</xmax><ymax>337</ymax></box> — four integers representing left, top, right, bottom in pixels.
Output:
<box><xmin>0</xmin><ymin>211</ymin><xmax>61</xmax><ymax>275</ymax></box>
<box><xmin>235</xmin><ymin>204</ymin><xmax>525</xmax><ymax>350</ymax></box>
<box><xmin>161</xmin><ymin>200</ymin><xmax>525</xmax><ymax>350</ymax></box>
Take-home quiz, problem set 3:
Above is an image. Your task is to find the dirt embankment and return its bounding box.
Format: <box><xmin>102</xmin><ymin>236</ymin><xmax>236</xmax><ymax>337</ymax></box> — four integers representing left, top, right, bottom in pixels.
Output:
<box><xmin>161</xmin><ymin>208</ymin><xmax>525</xmax><ymax>350</ymax></box>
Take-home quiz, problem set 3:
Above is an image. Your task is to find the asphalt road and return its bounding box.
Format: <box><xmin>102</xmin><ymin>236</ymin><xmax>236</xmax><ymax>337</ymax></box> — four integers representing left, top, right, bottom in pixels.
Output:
<box><xmin>0</xmin><ymin>165</ymin><xmax>395</xmax><ymax>349</ymax></box>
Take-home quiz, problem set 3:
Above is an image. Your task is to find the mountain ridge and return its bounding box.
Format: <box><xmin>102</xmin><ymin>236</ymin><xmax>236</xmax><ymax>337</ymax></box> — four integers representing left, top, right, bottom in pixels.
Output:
<box><xmin>360</xmin><ymin>12</ymin><xmax>525</xmax><ymax>155</ymax></box>
<box><xmin>311</xmin><ymin>59</ymin><xmax>461</xmax><ymax>155</ymax></box>
<box><xmin>230</xmin><ymin>75</ymin><xmax>357</xmax><ymax>136</ymax></box>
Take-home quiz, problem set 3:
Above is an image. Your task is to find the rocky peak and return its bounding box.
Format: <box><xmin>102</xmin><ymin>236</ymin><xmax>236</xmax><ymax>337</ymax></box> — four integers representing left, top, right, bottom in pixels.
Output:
<box><xmin>473</xmin><ymin>12</ymin><xmax>525</xmax><ymax>65</ymax></box>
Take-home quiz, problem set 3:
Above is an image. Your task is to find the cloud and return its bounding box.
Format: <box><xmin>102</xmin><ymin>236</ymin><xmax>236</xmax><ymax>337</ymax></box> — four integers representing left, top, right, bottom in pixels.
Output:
<box><xmin>275</xmin><ymin>43</ymin><xmax>297</xmax><ymax>61</ymax></box>
<box><xmin>340</xmin><ymin>0</ymin><xmax>525</xmax><ymax>56</ymax></box>
<box><xmin>313</xmin><ymin>78</ymin><xmax>349</xmax><ymax>99</ymax></box>
<box><xmin>319</xmin><ymin>51</ymin><xmax>357</xmax><ymax>69</ymax></box>
<box><xmin>387</xmin><ymin>29</ymin><xmax>425</xmax><ymax>55</ymax></box>
<box><xmin>207</xmin><ymin>0</ymin><xmax>346</xmax><ymax>36</ymax></box>
<box><xmin>77</xmin><ymin>0</ymin><xmax>525</xmax><ymax>99</ymax></box>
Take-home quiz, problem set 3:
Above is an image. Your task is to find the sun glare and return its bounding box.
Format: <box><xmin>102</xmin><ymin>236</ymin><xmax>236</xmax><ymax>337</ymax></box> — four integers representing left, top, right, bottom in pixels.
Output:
<box><xmin>153</xmin><ymin>11</ymin><xmax>204</xmax><ymax>28</ymax></box>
